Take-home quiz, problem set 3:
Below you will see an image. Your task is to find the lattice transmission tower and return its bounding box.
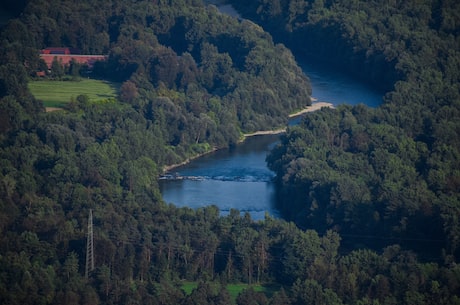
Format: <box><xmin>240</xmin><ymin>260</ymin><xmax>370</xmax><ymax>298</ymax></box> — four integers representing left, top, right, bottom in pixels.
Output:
<box><xmin>85</xmin><ymin>209</ymin><xmax>94</xmax><ymax>278</ymax></box>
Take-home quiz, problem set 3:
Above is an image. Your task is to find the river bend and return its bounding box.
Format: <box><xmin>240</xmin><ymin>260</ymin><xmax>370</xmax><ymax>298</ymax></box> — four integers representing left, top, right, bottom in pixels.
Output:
<box><xmin>159</xmin><ymin>4</ymin><xmax>384</xmax><ymax>220</ymax></box>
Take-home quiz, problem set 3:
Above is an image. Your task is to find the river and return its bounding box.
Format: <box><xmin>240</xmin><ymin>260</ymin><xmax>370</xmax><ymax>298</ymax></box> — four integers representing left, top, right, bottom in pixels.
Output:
<box><xmin>159</xmin><ymin>134</ymin><xmax>280</xmax><ymax>220</ymax></box>
<box><xmin>159</xmin><ymin>3</ymin><xmax>384</xmax><ymax>220</ymax></box>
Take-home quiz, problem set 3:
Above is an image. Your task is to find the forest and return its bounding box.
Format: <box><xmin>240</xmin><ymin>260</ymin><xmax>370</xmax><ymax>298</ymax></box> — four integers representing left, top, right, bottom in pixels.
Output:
<box><xmin>0</xmin><ymin>0</ymin><xmax>459</xmax><ymax>304</ymax></box>
<box><xmin>247</xmin><ymin>0</ymin><xmax>460</xmax><ymax>252</ymax></box>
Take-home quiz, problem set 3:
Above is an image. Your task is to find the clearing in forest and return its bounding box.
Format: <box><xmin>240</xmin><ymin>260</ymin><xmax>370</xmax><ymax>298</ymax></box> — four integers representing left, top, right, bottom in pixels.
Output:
<box><xmin>28</xmin><ymin>78</ymin><xmax>119</xmax><ymax>109</ymax></box>
<box><xmin>181</xmin><ymin>281</ymin><xmax>280</xmax><ymax>301</ymax></box>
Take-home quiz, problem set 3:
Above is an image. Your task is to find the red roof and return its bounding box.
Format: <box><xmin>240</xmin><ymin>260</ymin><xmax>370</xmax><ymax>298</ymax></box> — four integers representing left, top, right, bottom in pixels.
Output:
<box><xmin>40</xmin><ymin>54</ymin><xmax>107</xmax><ymax>69</ymax></box>
<box><xmin>41</xmin><ymin>47</ymin><xmax>79</xmax><ymax>55</ymax></box>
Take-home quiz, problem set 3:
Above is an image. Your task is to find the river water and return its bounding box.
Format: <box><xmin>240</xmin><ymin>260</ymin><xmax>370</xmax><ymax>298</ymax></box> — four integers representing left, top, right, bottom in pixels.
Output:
<box><xmin>159</xmin><ymin>4</ymin><xmax>384</xmax><ymax>220</ymax></box>
<box><xmin>159</xmin><ymin>60</ymin><xmax>383</xmax><ymax>220</ymax></box>
<box><xmin>160</xmin><ymin>134</ymin><xmax>280</xmax><ymax>220</ymax></box>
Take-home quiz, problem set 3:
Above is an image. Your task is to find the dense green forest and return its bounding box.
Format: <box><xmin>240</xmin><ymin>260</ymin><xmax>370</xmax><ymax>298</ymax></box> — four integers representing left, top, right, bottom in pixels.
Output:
<box><xmin>242</xmin><ymin>0</ymin><xmax>460</xmax><ymax>254</ymax></box>
<box><xmin>1</xmin><ymin>0</ymin><xmax>459</xmax><ymax>304</ymax></box>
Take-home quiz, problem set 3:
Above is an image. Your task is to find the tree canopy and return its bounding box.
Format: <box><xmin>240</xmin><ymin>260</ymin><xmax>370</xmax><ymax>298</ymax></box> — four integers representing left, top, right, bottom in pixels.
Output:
<box><xmin>0</xmin><ymin>0</ymin><xmax>459</xmax><ymax>304</ymax></box>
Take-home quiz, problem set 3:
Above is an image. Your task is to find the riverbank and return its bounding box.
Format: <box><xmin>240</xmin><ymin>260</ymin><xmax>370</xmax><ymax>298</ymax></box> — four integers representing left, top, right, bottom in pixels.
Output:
<box><xmin>243</xmin><ymin>129</ymin><xmax>286</xmax><ymax>137</ymax></box>
<box><xmin>162</xmin><ymin>147</ymin><xmax>219</xmax><ymax>173</ymax></box>
<box><xmin>162</xmin><ymin>101</ymin><xmax>334</xmax><ymax>173</ymax></box>
<box><xmin>289</xmin><ymin>101</ymin><xmax>334</xmax><ymax>117</ymax></box>
<box><xmin>243</xmin><ymin>101</ymin><xmax>334</xmax><ymax>137</ymax></box>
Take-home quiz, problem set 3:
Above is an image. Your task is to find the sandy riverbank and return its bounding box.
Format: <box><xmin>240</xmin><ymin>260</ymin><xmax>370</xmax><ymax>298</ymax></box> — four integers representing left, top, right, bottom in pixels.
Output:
<box><xmin>243</xmin><ymin>129</ymin><xmax>286</xmax><ymax>137</ymax></box>
<box><xmin>163</xmin><ymin>100</ymin><xmax>334</xmax><ymax>173</ymax></box>
<box><xmin>288</xmin><ymin>101</ymin><xmax>334</xmax><ymax>117</ymax></box>
<box><xmin>243</xmin><ymin>101</ymin><xmax>334</xmax><ymax>137</ymax></box>
<box><xmin>162</xmin><ymin>147</ymin><xmax>219</xmax><ymax>173</ymax></box>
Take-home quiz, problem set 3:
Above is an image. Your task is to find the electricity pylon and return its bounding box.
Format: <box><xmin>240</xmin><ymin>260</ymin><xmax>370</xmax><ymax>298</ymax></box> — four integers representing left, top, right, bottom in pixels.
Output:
<box><xmin>85</xmin><ymin>209</ymin><xmax>94</xmax><ymax>278</ymax></box>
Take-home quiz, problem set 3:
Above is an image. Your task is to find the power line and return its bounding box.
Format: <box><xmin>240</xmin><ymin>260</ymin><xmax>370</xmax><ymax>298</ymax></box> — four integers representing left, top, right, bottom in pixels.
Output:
<box><xmin>85</xmin><ymin>209</ymin><xmax>95</xmax><ymax>278</ymax></box>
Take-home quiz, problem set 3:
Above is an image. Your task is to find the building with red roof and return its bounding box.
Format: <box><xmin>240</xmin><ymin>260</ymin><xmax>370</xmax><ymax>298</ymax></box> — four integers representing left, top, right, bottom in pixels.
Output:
<box><xmin>40</xmin><ymin>48</ymin><xmax>107</xmax><ymax>70</ymax></box>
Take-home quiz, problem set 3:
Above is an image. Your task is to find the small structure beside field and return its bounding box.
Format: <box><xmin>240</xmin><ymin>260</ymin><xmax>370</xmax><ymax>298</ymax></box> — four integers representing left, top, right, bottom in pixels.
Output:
<box><xmin>40</xmin><ymin>47</ymin><xmax>107</xmax><ymax>70</ymax></box>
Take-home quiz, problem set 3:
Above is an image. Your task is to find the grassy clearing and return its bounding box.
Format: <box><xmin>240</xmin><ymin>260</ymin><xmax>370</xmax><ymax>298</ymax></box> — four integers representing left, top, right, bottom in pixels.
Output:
<box><xmin>226</xmin><ymin>283</ymin><xmax>279</xmax><ymax>299</ymax></box>
<box><xmin>181</xmin><ymin>282</ymin><xmax>198</xmax><ymax>295</ymax></box>
<box><xmin>181</xmin><ymin>282</ymin><xmax>280</xmax><ymax>302</ymax></box>
<box><xmin>28</xmin><ymin>78</ymin><xmax>119</xmax><ymax>108</ymax></box>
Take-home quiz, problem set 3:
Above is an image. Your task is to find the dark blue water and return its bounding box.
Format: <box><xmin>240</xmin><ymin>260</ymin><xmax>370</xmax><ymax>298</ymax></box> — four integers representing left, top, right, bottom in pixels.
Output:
<box><xmin>159</xmin><ymin>58</ymin><xmax>384</xmax><ymax>220</ymax></box>
<box><xmin>160</xmin><ymin>3</ymin><xmax>384</xmax><ymax>219</ymax></box>
<box><xmin>300</xmin><ymin>59</ymin><xmax>383</xmax><ymax>107</ymax></box>
<box><xmin>160</xmin><ymin>134</ymin><xmax>280</xmax><ymax>220</ymax></box>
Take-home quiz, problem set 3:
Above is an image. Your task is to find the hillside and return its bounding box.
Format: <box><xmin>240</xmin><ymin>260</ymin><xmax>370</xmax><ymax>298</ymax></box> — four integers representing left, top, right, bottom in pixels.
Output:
<box><xmin>230</xmin><ymin>0</ymin><xmax>460</xmax><ymax>257</ymax></box>
<box><xmin>0</xmin><ymin>0</ymin><xmax>459</xmax><ymax>304</ymax></box>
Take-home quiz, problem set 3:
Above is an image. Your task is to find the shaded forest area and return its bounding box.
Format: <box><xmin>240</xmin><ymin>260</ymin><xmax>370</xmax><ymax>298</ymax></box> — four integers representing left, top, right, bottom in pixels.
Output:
<box><xmin>234</xmin><ymin>0</ymin><xmax>460</xmax><ymax>289</ymax></box>
<box><xmin>243</xmin><ymin>0</ymin><xmax>460</xmax><ymax>256</ymax></box>
<box><xmin>1</xmin><ymin>0</ymin><xmax>460</xmax><ymax>304</ymax></box>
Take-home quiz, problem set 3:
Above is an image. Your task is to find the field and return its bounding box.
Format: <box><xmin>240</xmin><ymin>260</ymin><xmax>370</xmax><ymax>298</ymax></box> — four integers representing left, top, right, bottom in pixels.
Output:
<box><xmin>181</xmin><ymin>282</ymin><xmax>279</xmax><ymax>301</ymax></box>
<box><xmin>28</xmin><ymin>78</ymin><xmax>119</xmax><ymax>109</ymax></box>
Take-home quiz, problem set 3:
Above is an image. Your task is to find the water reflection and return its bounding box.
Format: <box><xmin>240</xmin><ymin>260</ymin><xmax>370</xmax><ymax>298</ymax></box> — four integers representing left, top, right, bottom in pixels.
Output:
<box><xmin>160</xmin><ymin>55</ymin><xmax>384</xmax><ymax>220</ymax></box>
<box><xmin>159</xmin><ymin>135</ymin><xmax>280</xmax><ymax>220</ymax></box>
<box><xmin>300</xmin><ymin>59</ymin><xmax>384</xmax><ymax>107</ymax></box>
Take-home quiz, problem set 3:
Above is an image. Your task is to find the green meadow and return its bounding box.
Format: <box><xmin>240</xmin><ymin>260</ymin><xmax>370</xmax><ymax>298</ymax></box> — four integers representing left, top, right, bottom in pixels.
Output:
<box><xmin>181</xmin><ymin>282</ymin><xmax>279</xmax><ymax>301</ymax></box>
<box><xmin>28</xmin><ymin>78</ymin><xmax>119</xmax><ymax>108</ymax></box>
